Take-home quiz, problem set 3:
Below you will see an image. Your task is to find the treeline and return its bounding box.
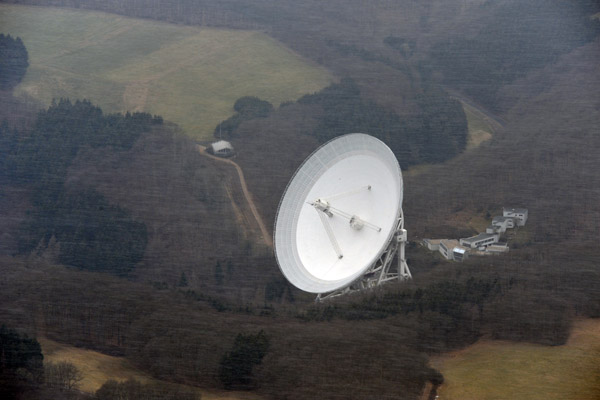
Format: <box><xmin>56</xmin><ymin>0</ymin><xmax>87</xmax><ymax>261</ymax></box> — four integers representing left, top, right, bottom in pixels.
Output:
<box><xmin>298</xmin><ymin>249</ymin><xmax>585</xmax><ymax>350</ymax></box>
<box><xmin>326</xmin><ymin>39</ymin><xmax>414</xmax><ymax>78</ymax></box>
<box><xmin>427</xmin><ymin>0</ymin><xmax>600</xmax><ymax>110</ymax></box>
<box><xmin>213</xmin><ymin>96</ymin><xmax>273</xmax><ymax>139</ymax></box>
<box><xmin>2</xmin><ymin>0</ymin><xmax>267</xmax><ymax>29</ymax></box>
<box><xmin>0</xmin><ymin>258</ymin><xmax>441</xmax><ymax>399</ymax></box>
<box><xmin>1</xmin><ymin>245</ymin><xmax>596</xmax><ymax>398</ymax></box>
<box><xmin>19</xmin><ymin>188</ymin><xmax>148</xmax><ymax>275</ymax></box>
<box><xmin>297</xmin><ymin>78</ymin><xmax>467</xmax><ymax>165</ymax></box>
<box><xmin>2</xmin><ymin>98</ymin><xmax>162</xmax><ymax>184</ymax></box>
<box><xmin>218</xmin><ymin>330</ymin><xmax>269</xmax><ymax>389</ymax></box>
<box><xmin>0</xmin><ymin>33</ymin><xmax>29</xmax><ymax>91</ymax></box>
<box><xmin>0</xmin><ymin>325</ymin><xmax>43</xmax><ymax>399</ymax></box>
<box><xmin>96</xmin><ymin>379</ymin><xmax>198</xmax><ymax>400</ymax></box>
<box><xmin>1</xmin><ymin>324</ymin><xmax>110</xmax><ymax>398</ymax></box>
<box><xmin>223</xmin><ymin>79</ymin><xmax>467</xmax><ymax>167</ymax></box>
<box><xmin>1</xmin><ymin>99</ymin><xmax>160</xmax><ymax>274</ymax></box>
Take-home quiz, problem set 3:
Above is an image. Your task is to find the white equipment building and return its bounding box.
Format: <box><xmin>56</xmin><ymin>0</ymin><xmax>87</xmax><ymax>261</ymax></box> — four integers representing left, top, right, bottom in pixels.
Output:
<box><xmin>460</xmin><ymin>233</ymin><xmax>500</xmax><ymax>249</ymax></box>
<box><xmin>503</xmin><ymin>207</ymin><xmax>528</xmax><ymax>226</ymax></box>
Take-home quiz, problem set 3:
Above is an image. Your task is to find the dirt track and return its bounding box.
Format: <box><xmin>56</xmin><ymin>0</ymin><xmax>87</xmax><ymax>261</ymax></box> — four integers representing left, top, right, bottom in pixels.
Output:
<box><xmin>197</xmin><ymin>145</ymin><xmax>273</xmax><ymax>248</ymax></box>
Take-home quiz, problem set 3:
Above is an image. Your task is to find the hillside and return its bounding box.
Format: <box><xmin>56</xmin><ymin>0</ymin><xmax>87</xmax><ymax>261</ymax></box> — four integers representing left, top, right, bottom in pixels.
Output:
<box><xmin>405</xmin><ymin>38</ymin><xmax>600</xmax><ymax>244</ymax></box>
<box><xmin>0</xmin><ymin>95</ymin><xmax>278</xmax><ymax>299</ymax></box>
<box><xmin>0</xmin><ymin>3</ymin><xmax>334</xmax><ymax>140</ymax></box>
<box><xmin>431</xmin><ymin>319</ymin><xmax>600</xmax><ymax>400</ymax></box>
<box><xmin>0</xmin><ymin>1</ymin><xmax>599</xmax><ymax>400</ymax></box>
<box><xmin>40</xmin><ymin>337</ymin><xmax>264</xmax><ymax>399</ymax></box>
<box><xmin>66</xmin><ymin>124</ymin><xmax>263</xmax><ymax>290</ymax></box>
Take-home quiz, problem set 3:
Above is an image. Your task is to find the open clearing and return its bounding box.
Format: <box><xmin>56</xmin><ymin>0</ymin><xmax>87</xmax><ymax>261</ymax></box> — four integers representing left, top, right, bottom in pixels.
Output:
<box><xmin>0</xmin><ymin>4</ymin><xmax>334</xmax><ymax>140</ymax></box>
<box><xmin>430</xmin><ymin>319</ymin><xmax>600</xmax><ymax>400</ymax></box>
<box><xmin>39</xmin><ymin>337</ymin><xmax>263</xmax><ymax>399</ymax></box>
<box><xmin>462</xmin><ymin>101</ymin><xmax>494</xmax><ymax>150</ymax></box>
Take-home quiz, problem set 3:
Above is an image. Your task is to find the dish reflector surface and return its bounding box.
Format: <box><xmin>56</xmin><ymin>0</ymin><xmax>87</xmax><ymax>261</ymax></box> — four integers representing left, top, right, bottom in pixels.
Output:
<box><xmin>274</xmin><ymin>133</ymin><xmax>403</xmax><ymax>293</ymax></box>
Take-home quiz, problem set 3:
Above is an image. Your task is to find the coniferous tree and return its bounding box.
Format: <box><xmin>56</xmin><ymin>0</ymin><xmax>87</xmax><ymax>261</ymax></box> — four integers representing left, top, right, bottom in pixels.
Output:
<box><xmin>215</xmin><ymin>261</ymin><xmax>224</xmax><ymax>285</ymax></box>
<box><xmin>0</xmin><ymin>326</ymin><xmax>44</xmax><ymax>397</ymax></box>
<box><xmin>0</xmin><ymin>34</ymin><xmax>29</xmax><ymax>91</ymax></box>
<box><xmin>219</xmin><ymin>330</ymin><xmax>270</xmax><ymax>389</ymax></box>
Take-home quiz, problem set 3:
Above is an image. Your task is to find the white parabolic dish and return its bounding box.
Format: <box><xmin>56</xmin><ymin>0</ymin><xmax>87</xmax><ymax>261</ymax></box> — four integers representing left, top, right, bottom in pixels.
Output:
<box><xmin>274</xmin><ymin>133</ymin><xmax>403</xmax><ymax>294</ymax></box>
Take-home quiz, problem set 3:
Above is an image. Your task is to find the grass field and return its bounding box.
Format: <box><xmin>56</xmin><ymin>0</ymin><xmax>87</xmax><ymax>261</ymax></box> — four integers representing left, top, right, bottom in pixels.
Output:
<box><xmin>431</xmin><ymin>319</ymin><xmax>600</xmax><ymax>400</ymax></box>
<box><xmin>39</xmin><ymin>337</ymin><xmax>263</xmax><ymax>399</ymax></box>
<box><xmin>0</xmin><ymin>4</ymin><xmax>334</xmax><ymax>140</ymax></box>
<box><xmin>462</xmin><ymin>102</ymin><xmax>494</xmax><ymax>150</ymax></box>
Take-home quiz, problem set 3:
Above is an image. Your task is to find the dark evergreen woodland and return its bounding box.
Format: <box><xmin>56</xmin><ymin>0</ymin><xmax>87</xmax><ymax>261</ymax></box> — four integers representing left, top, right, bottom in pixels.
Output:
<box><xmin>0</xmin><ymin>325</ymin><xmax>44</xmax><ymax>398</ymax></box>
<box><xmin>214</xmin><ymin>96</ymin><xmax>273</xmax><ymax>139</ymax></box>
<box><xmin>427</xmin><ymin>0</ymin><xmax>600</xmax><ymax>110</ymax></box>
<box><xmin>0</xmin><ymin>33</ymin><xmax>29</xmax><ymax>91</ymax></box>
<box><xmin>297</xmin><ymin>79</ymin><xmax>467</xmax><ymax>165</ymax></box>
<box><xmin>1</xmin><ymin>99</ymin><xmax>158</xmax><ymax>275</ymax></box>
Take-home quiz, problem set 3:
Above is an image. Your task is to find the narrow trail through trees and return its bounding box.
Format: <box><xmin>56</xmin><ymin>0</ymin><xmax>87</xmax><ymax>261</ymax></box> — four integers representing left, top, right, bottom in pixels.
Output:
<box><xmin>197</xmin><ymin>145</ymin><xmax>273</xmax><ymax>248</ymax></box>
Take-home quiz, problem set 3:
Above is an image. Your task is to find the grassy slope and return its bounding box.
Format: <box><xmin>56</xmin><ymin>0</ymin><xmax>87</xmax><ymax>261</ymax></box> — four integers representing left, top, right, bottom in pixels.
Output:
<box><xmin>463</xmin><ymin>102</ymin><xmax>493</xmax><ymax>150</ymax></box>
<box><xmin>431</xmin><ymin>319</ymin><xmax>600</xmax><ymax>400</ymax></box>
<box><xmin>40</xmin><ymin>337</ymin><xmax>264</xmax><ymax>399</ymax></box>
<box><xmin>0</xmin><ymin>4</ymin><xmax>334</xmax><ymax>140</ymax></box>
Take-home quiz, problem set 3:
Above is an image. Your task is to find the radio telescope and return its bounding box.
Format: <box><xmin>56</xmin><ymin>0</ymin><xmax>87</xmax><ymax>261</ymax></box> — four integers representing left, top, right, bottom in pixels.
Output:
<box><xmin>274</xmin><ymin>133</ymin><xmax>411</xmax><ymax>301</ymax></box>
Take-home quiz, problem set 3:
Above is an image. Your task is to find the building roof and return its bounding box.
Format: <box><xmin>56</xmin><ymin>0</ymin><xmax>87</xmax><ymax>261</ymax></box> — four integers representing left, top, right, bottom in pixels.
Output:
<box><xmin>441</xmin><ymin>239</ymin><xmax>460</xmax><ymax>248</ymax></box>
<box><xmin>461</xmin><ymin>233</ymin><xmax>497</xmax><ymax>244</ymax></box>
<box><xmin>503</xmin><ymin>207</ymin><xmax>528</xmax><ymax>214</ymax></box>
<box><xmin>440</xmin><ymin>239</ymin><xmax>468</xmax><ymax>251</ymax></box>
<box><xmin>486</xmin><ymin>244</ymin><xmax>510</xmax><ymax>253</ymax></box>
<box><xmin>492</xmin><ymin>216</ymin><xmax>513</xmax><ymax>224</ymax></box>
<box><xmin>211</xmin><ymin>140</ymin><xmax>234</xmax><ymax>152</ymax></box>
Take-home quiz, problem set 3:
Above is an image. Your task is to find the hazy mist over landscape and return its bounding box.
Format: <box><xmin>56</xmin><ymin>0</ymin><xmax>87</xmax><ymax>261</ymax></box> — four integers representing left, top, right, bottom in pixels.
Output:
<box><xmin>0</xmin><ymin>1</ymin><xmax>599</xmax><ymax>399</ymax></box>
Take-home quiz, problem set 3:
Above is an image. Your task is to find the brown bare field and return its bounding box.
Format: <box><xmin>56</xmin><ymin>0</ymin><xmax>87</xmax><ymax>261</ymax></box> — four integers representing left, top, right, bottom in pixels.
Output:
<box><xmin>462</xmin><ymin>102</ymin><xmax>495</xmax><ymax>150</ymax></box>
<box><xmin>40</xmin><ymin>337</ymin><xmax>264</xmax><ymax>399</ymax></box>
<box><xmin>430</xmin><ymin>319</ymin><xmax>600</xmax><ymax>400</ymax></box>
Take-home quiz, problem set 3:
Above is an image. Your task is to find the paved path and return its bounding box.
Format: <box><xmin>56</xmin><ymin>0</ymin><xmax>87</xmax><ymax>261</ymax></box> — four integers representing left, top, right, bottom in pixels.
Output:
<box><xmin>197</xmin><ymin>145</ymin><xmax>273</xmax><ymax>248</ymax></box>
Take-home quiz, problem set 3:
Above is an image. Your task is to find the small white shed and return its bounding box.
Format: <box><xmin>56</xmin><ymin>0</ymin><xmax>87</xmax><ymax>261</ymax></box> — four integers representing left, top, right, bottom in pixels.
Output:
<box><xmin>210</xmin><ymin>140</ymin><xmax>235</xmax><ymax>157</ymax></box>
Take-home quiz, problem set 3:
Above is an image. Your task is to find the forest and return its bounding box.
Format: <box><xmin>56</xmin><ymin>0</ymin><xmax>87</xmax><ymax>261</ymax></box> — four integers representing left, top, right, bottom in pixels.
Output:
<box><xmin>1</xmin><ymin>99</ymin><xmax>159</xmax><ymax>275</ymax></box>
<box><xmin>216</xmin><ymin>79</ymin><xmax>467</xmax><ymax>166</ymax></box>
<box><xmin>214</xmin><ymin>96</ymin><xmax>273</xmax><ymax>139</ymax></box>
<box><xmin>426</xmin><ymin>0</ymin><xmax>600</xmax><ymax>111</ymax></box>
<box><xmin>0</xmin><ymin>1</ymin><xmax>599</xmax><ymax>399</ymax></box>
<box><xmin>296</xmin><ymin>78</ymin><xmax>467</xmax><ymax>165</ymax></box>
<box><xmin>0</xmin><ymin>33</ymin><xmax>28</xmax><ymax>90</ymax></box>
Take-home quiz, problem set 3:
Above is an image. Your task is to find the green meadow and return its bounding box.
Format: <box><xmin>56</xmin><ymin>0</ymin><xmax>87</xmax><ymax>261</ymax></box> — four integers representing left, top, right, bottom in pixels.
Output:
<box><xmin>431</xmin><ymin>319</ymin><xmax>600</xmax><ymax>400</ymax></box>
<box><xmin>0</xmin><ymin>4</ymin><xmax>334</xmax><ymax>140</ymax></box>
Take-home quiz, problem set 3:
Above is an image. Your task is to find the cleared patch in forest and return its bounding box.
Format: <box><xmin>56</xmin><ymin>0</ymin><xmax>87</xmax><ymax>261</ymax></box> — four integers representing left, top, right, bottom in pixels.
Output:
<box><xmin>462</xmin><ymin>101</ymin><xmax>494</xmax><ymax>150</ymax></box>
<box><xmin>0</xmin><ymin>4</ymin><xmax>334</xmax><ymax>140</ymax></box>
<box><xmin>39</xmin><ymin>337</ymin><xmax>264</xmax><ymax>399</ymax></box>
<box><xmin>430</xmin><ymin>319</ymin><xmax>600</xmax><ymax>400</ymax></box>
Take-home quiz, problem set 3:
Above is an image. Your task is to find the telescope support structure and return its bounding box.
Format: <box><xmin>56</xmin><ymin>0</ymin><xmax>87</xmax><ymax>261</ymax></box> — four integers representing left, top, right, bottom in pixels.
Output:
<box><xmin>315</xmin><ymin>210</ymin><xmax>412</xmax><ymax>302</ymax></box>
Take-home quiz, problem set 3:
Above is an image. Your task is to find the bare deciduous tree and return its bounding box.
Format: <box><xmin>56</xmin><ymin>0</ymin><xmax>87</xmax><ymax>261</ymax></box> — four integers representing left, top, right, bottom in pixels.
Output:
<box><xmin>45</xmin><ymin>361</ymin><xmax>83</xmax><ymax>391</ymax></box>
